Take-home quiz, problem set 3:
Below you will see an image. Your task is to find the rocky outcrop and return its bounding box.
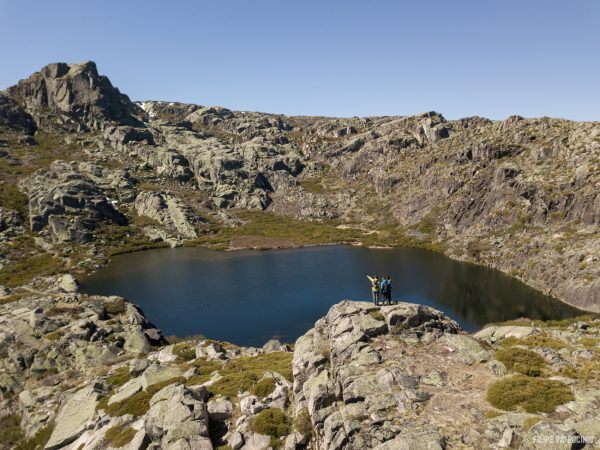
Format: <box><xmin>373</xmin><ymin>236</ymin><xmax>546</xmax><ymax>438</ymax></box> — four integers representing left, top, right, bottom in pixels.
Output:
<box><xmin>290</xmin><ymin>300</ymin><xmax>600</xmax><ymax>449</ymax></box>
<box><xmin>4</xmin><ymin>61</ymin><xmax>143</xmax><ymax>131</ymax></box>
<box><xmin>26</xmin><ymin>161</ymin><xmax>127</xmax><ymax>243</ymax></box>
<box><xmin>0</xmin><ymin>93</ymin><xmax>36</xmax><ymax>134</ymax></box>
<box><xmin>134</xmin><ymin>191</ymin><xmax>199</xmax><ymax>239</ymax></box>
<box><xmin>0</xmin><ymin>207</ymin><xmax>25</xmax><ymax>239</ymax></box>
<box><xmin>292</xmin><ymin>301</ymin><xmax>461</xmax><ymax>449</ymax></box>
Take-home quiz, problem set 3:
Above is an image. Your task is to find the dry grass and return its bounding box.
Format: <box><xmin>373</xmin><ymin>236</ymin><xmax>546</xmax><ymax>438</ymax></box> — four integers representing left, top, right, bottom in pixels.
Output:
<box><xmin>494</xmin><ymin>347</ymin><xmax>546</xmax><ymax>377</ymax></box>
<box><xmin>104</xmin><ymin>425</ymin><xmax>136</xmax><ymax>448</ymax></box>
<box><xmin>487</xmin><ymin>374</ymin><xmax>573</xmax><ymax>413</ymax></box>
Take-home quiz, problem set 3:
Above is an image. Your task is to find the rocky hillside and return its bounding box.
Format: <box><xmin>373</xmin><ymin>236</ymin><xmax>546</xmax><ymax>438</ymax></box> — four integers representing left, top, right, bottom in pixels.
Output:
<box><xmin>0</xmin><ymin>61</ymin><xmax>597</xmax><ymax>313</ymax></box>
<box><xmin>1</xmin><ymin>288</ymin><xmax>599</xmax><ymax>449</ymax></box>
<box><xmin>0</xmin><ymin>61</ymin><xmax>599</xmax><ymax>448</ymax></box>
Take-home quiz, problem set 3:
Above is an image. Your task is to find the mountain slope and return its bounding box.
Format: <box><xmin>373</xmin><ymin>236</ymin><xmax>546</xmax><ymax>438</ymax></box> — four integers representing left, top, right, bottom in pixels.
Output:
<box><xmin>0</xmin><ymin>61</ymin><xmax>598</xmax><ymax>312</ymax></box>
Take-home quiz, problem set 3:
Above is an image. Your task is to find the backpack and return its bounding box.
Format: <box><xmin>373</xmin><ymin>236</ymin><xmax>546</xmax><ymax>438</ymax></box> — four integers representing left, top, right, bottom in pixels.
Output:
<box><xmin>372</xmin><ymin>279</ymin><xmax>379</xmax><ymax>290</ymax></box>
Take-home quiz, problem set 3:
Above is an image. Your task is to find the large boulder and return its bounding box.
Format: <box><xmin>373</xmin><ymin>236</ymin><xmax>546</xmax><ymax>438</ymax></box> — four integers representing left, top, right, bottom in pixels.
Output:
<box><xmin>45</xmin><ymin>381</ymin><xmax>106</xmax><ymax>450</ymax></box>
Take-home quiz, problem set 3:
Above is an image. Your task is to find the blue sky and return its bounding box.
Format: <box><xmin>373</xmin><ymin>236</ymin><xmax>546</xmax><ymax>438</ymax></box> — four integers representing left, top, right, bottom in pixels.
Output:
<box><xmin>1</xmin><ymin>1</ymin><xmax>599</xmax><ymax>120</ymax></box>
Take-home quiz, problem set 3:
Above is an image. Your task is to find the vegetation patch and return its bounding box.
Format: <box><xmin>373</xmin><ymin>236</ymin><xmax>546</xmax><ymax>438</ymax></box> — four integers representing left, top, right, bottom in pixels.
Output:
<box><xmin>293</xmin><ymin>408</ymin><xmax>313</xmax><ymax>438</ymax></box>
<box><xmin>0</xmin><ymin>414</ymin><xmax>24</xmax><ymax>448</ymax></box>
<box><xmin>206</xmin><ymin>352</ymin><xmax>293</xmax><ymax>397</ymax></box>
<box><xmin>523</xmin><ymin>417</ymin><xmax>543</xmax><ymax>429</ymax></box>
<box><xmin>561</xmin><ymin>354</ymin><xmax>600</xmax><ymax>381</ymax></box>
<box><xmin>0</xmin><ymin>252</ymin><xmax>64</xmax><ymax>287</ymax></box>
<box><xmin>578</xmin><ymin>337</ymin><xmax>599</xmax><ymax>349</ymax></box>
<box><xmin>487</xmin><ymin>374</ymin><xmax>573</xmax><ymax>413</ymax></box>
<box><xmin>104</xmin><ymin>425</ymin><xmax>136</xmax><ymax>448</ymax></box>
<box><xmin>488</xmin><ymin>315</ymin><xmax>599</xmax><ymax>329</ymax></box>
<box><xmin>251</xmin><ymin>408</ymin><xmax>291</xmax><ymax>438</ymax></box>
<box><xmin>104</xmin><ymin>377</ymin><xmax>185</xmax><ymax>417</ymax></box>
<box><xmin>500</xmin><ymin>334</ymin><xmax>566</xmax><ymax>350</ymax></box>
<box><xmin>251</xmin><ymin>377</ymin><xmax>276</xmax><ymax>398</ymax></box>
<box><xmin>298</xmin><ymin>177</ymin><xmax>326</xmax><ymax>194</ymax></box>
<box><xmin>494</xmin><ymin>347</ymin><xmax>546</xmax><ymax>377</ymax></box>
<box><xmin>484</xmin><ymin>409</ymin><xmax>503</xmax><ymax>419</ymax></box>
<box><xmin>14</xmin><ymin>423</ymin><xmax>54</xmax><ymax>450</ymax></box>
<box><xmin>0</xmin><ymin>182</ymin><xmax>29</xmax><ymax>219</ymax></box>
<box><xmin>43</xmin><ymin>330</ymin><xmax>65</xmax><ymax>341</ymax></box>
<box><xmin>368</xmin><ymin>309</ymin><xmax>385</xmax><ymax>321</ymax></box>
<box><xmin>106</xmin><ymin>366</ymin><xmax>131</xmax><ymax>389</ymax></box>
<box><xmin>105</xmin><ymin>297</ymin><xmax>127</xmax><ymax>316</ymax></box>
<box><xmin>173</xmin><ymin>342</ymin><xmax>197</xmax><ymax>362</ymax></box>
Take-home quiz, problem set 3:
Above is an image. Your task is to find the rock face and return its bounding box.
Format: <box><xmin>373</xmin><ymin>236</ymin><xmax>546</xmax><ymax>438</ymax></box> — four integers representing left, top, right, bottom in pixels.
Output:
<box><xmin>26</xmin><ymin>161</ymin><xmax>127</xmax><ymax>243</ymax></box>
<box><xmin>0</xmin><ymin>93</ymin><xmax>36</xmax><ymax>133</ymax></box>
<box><xmin>134</xmin><ymin>191</ymin><xmax>199</xmax><ymax>239</ymax></box>
<box><xmin>45</xmin><ymin>381</ymin><xmax>105</xmax><ymax>449</ymax></box>
<box><xmin>292</xmin><ymin>301</ymin><xmax>460</xmax><ymax>449</ymax></box>
<box><xmin>5</xmin><ymin>61</ymin><xmax>143</xmax><ymax>131</ymax></box>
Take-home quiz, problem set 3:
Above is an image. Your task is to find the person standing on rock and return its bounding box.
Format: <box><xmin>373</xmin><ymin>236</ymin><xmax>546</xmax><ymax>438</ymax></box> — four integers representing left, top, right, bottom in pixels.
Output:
<box><xmin>367</xmin><ymin>274</ymin><xmax>380</xmax><ymax>305</ymax></box>
<box><xmin>380</xmin><ymin>277</ymin><xmax>388</xmax><ymax>305</ymax></box>
<box><xmin>383</xmin><ymin>276</ymin><xmax>392</xmax><ymax>305</ymax></box>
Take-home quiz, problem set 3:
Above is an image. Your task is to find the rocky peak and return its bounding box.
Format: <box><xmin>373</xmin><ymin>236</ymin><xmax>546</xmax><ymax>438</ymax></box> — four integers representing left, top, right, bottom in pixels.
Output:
<box><xmin>4</xmin><ymin>61</ymin><xmax>144</xmax><ymax>132</ymax></box>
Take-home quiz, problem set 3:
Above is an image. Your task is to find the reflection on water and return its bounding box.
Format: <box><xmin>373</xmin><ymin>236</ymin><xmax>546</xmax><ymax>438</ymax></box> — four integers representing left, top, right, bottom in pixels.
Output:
<box><xmin>80</xmin><ymin>246</ymin><xmax>583</xmax><ymax>347</ymax></box>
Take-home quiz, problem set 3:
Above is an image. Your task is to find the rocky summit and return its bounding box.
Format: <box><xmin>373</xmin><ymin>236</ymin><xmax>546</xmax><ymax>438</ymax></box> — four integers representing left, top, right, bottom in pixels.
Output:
<box><xmin>0</xmin><ymin>61</ymin><xmax>599</xmax><ymax>449</ymax></box>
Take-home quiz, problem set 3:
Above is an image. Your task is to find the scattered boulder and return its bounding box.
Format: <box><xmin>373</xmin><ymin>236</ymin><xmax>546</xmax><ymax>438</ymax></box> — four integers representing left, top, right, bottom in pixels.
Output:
<box><xmin>45</xmin><ymin>381</ymin><xmax>106</xmax><ymax>450</ymax></box>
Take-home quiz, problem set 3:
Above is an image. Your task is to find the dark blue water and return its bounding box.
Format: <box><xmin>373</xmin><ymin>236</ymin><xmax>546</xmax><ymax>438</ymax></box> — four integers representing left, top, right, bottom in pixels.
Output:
<box><xmin>80</xmin><ymin>246</ymin><xmax>583</xmax><ymax>346</ymax></box>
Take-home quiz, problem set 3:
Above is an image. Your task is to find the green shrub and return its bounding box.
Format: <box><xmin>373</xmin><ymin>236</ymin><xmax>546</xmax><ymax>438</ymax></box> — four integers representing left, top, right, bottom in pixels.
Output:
<box><xmin>104</xmin><ymin>425</ymin><xmax>136</xmax><ymax>448</ymax></box>
<box><xmin>173</xmin><ymin>343</ymin><xmax>196</xmax><ymax>362</ymax></box>
<box><xmin>106</xmin><ymin>366</ymin><xmax>131</xmax><ymax>389</ymax></box>
<box><xmin>252</xmin><ymin>378</ymin><xmax>276</xmax><ymax>398</ymax></box>
<box><xmin>500</xmin><ymin>334</ymin><xmax>566</xmax><ymax>350</ymax></box>
<box><xmin>0</xmin><ymin>415</ymin><xmax>24</xmax><ymax>448</ymax></box>
<box><xmin>293</xmin><ymin>408</ymin><xmax>313</xmax><ymax>438</ymax></box>
<box><xmin>487</xmin><ymin>374</ymin><xmax>573</xmax><ymax>413</ymax></box>
<box><xmin>494</xmin><ymin>347</ymin><xmax>546</xmax><ymax>377</ymax></box>
<box><xmin>14</xmin><ymin>423</ymin><xmax>54</xmax><ymax>450</ymax></box>
<box><xmin>251</xmin><ymin>408</ymin><xmax>291</xmax><ymax>438</ymax></box>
